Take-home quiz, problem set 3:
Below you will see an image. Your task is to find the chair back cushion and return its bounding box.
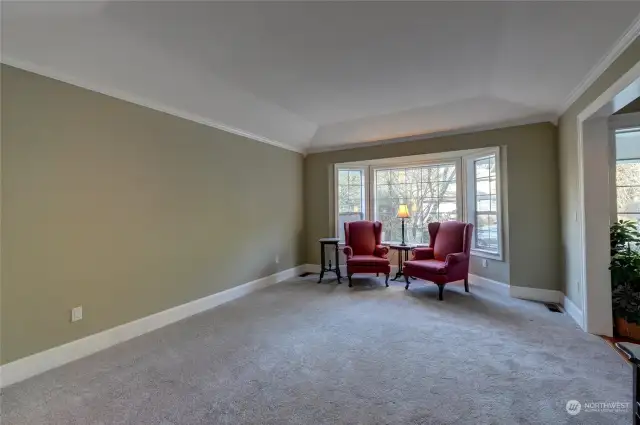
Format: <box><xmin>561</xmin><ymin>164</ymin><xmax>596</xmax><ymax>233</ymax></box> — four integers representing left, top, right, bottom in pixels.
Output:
<box><xmin>429</xmin><ymin>221</ymin><xmax>472</xmax><ymax>261</ymax></box>
<box><xmin>345</xmin><ymin>221</ymin><xmax>382</xmax><ymax>255</ymax></box>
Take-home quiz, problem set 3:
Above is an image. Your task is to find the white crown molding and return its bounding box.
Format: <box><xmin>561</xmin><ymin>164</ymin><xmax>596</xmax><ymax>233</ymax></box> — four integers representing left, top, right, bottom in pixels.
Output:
<box><xmin>0</xmin><ymin>265</ymin><xmax>305</xmax><ymax>388</ymax></box>
<box><xmin>1</xmin><ymin>57</ymin><xmax>306</xmax><ymax>155</ymax></box>
<box><xmin>560</xmin><ymin>13</ymin><xmax>640</xmax><ymax>115</ymax></box>
<box><xmin>305</xmin><ymin>113</ymin><xmax>558</xmax><ymax>155</ymax></box>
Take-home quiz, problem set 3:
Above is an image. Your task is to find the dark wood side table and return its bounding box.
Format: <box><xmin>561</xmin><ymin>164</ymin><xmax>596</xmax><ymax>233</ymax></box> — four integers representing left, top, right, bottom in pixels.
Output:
<box><xmin>615</xmin><ymin>341</ymin><xmax>640</xmax><ymax>424</ymax></box>
<box><xmin>318</xmin><ymin>238</ymin><xmax>342</xmax><ymax>284</ymax></box>
<box><xmin>389</xmin><ymin>244</ymin><xmax>414</xmax><ymax>281</ymax></box>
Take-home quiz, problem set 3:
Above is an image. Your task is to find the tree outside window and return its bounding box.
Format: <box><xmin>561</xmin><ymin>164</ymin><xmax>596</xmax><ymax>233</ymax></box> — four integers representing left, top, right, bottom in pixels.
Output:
<box><xmin>374</xmin><ymin>164</ymin><xmax>456</xmax><ymax>244</ymax></box>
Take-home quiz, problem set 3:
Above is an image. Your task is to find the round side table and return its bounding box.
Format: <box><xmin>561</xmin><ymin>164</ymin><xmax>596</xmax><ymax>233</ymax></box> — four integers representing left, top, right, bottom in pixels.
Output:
<box><xmin>389</xmin><ymin>244</ymin><xmax>414</xmax><ymax>281</ymax></box>
<box><xmin>318</xmin><ymin>238</ymin><xmax>342</xmax><ymax>284</ymax></box>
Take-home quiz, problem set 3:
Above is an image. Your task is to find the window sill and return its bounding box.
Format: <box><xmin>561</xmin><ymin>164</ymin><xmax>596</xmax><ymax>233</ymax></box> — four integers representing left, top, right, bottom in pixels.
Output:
<box><xmin>471</xmin><ymin>249</ymin><xmax>503</xmax><ymax>262</ymax></box>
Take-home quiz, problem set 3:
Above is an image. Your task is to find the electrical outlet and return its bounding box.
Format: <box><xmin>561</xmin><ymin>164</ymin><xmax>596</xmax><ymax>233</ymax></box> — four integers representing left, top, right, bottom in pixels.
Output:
<box><xmin>482</xmin><ymin>259</ymin><xmax>488</xmax><ymax>268</ymax></box>
<box><xmin>275</xmin><ymin>255</ymin><xmax>280</xmax><ymax>264</ymax></box>
<box><xmin>71</xmin><ymin>306</ymin><xmax>83</xmax><ymax>322</ymax></box>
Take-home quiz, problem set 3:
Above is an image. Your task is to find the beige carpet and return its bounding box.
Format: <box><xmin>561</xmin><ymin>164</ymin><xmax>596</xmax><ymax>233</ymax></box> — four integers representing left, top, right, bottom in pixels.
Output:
<box><xmin>1</xmin><ymin>276</ymin><xmax>632</xmax><ymax>424</ymax></box>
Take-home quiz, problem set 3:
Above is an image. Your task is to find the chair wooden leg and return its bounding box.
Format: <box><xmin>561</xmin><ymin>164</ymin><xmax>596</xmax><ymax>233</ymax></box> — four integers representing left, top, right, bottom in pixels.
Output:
<box><xmin>376</xmin><ymin>273</ymin><xmax>379</xmax><ymax>277</ymax></box>
<box><xmin>438</xmin><ymin>284</ymin><xmax>445</xmax><ymax>300</ymax></box>
<box><xmin>404</xmin><ymin>274</ymin><xmax>410</xmax><ymax>290</ymax></box>
<box><xmin>464</xmin><ymin>278</ymin><xmax>469</xmax><ymax>293</ymax></box>
<box><xmin>348</xmin><ymin>274</ymin><xmax>353</xmax><ymax>287</ymax></box>
<box><xmin>385</xmin><ymin>274</ymin><xmax>389</xmax><ymax>287</ymax></box>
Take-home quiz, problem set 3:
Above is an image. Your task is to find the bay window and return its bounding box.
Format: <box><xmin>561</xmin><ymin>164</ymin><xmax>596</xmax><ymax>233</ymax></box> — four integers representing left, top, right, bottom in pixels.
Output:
<box><xmin>334</xmin><ymin>147</ymin><xmax>503</xmax><ymax>260</ymax></box>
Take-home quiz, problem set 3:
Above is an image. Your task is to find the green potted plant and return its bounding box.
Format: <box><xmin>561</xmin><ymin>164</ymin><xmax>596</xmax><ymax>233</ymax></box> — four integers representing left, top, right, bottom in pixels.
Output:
<box><xmin>610</xmin><ymin>220</ymin><xmax>640</xmax><ymax>338</ymax></box>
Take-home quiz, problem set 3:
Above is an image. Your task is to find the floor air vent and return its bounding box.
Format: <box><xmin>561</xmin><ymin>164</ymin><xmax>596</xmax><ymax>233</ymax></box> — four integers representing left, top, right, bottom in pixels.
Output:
<box><xmin>299</xmin><ymin>272</ymin><xmax>312</xmax><ymax>277</ymax></box>
<box><xmin>544</xmin><ymin>303</ymin><xmax>563</xmax><ymax>313</ymax></box>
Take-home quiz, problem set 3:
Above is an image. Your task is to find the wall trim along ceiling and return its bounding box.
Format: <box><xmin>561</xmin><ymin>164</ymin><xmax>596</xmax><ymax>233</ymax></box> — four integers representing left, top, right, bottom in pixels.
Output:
<box><xmin>2</xmin><ymin>13</ymin><xmax>639</xmax><ymax>155</ymax></box>
<box><xmin>560</xmin><ymin>14</ymin><xmax>640</xmax><ymax>114</ymax></box>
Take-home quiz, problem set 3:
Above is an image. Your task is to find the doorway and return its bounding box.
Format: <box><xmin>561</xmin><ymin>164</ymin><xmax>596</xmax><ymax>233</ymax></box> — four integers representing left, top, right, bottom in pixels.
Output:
<box><xmin>577</xmin><ymin>62</ymin><xmax>640</xmax><ymax>336</ymax></box>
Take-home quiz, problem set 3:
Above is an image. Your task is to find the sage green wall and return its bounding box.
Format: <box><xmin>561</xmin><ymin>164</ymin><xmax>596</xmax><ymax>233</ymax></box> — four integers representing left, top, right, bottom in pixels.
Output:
<box><xmin>304</xmin><ymin>122</ymin><xmax>560</xmax><ymax>290</ymax></box>
<box><xmin>0</xmin><ymin>65</ymin><xmax>305</xmax><ymax>364</ymax></box>
<box><xmin>559</xmin><ymin>38</ymin><xmax>640</xmax><ymax>306</ymax></box>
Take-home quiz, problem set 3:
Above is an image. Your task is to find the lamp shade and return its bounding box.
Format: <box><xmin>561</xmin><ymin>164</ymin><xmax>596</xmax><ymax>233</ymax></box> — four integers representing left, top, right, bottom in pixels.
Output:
<box><xmin>396</xmin><ymin>204</ymin><xmax>410</xmax><ymax>219</ymax></box>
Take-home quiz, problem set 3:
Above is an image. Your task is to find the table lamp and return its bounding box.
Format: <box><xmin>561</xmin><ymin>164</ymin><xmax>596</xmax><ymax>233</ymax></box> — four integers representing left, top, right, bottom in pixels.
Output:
<box><xmin>397</xmin><ymin>204</ymin><xmax>410</xmax><ymax>246</ymax></box>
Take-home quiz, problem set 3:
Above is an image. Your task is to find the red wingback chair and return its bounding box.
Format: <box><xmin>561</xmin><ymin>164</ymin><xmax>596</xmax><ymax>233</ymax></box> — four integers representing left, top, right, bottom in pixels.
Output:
<box><xmin>344</xmin><ymin>221</ymin><xmax>391</xmax><ymax>288</ymax></box>
<box><xmin>403</xmin><ymin>221</ymin><xmax>473</xmax><ymax>300</ymax></box>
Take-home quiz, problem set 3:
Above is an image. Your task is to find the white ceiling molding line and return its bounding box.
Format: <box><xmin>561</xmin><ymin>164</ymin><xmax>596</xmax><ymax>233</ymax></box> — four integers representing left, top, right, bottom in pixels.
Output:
<box><xmin>560</xmin><ymin>12</ymin><xmax>640</xmax><ymax>115</ymax></box>
<box><xmin>305</xmin><ymin>113</ymin><xmax>558</xmax><ymax>155</ymax></box>
<box><xmin>1</xmin><ymin>57</ymin><xmax>306</xmax><ymax>155</ymax></box>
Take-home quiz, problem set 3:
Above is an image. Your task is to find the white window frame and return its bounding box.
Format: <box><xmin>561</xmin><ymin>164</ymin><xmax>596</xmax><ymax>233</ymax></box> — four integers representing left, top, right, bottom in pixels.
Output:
<box><xmin>463</xmin><ymin>147</ymin><xmax>503</xmax><ymax>260</ymax></box>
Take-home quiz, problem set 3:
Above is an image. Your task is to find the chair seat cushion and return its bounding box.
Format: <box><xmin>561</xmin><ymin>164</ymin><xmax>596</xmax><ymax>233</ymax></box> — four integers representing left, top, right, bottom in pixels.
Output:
<box><xmin>347</xmin><ymin>255</ymin><xmax>390</xmax><ymax>266</ymax></box>
<box><xmin>404</xmin><ymin>259</ymin><xmax>448</xmax><ymax>274</ymax></box>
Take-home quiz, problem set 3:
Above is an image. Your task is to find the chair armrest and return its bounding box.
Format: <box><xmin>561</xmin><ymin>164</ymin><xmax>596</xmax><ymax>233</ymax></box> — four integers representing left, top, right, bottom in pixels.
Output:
<box><xmin>343</xmin><ymin>246</ymin><xmax>353</xmax><ymax>259</ymax></box>
<box><xmin>412</xmin><ymin>247</ymin><xmax>434</xmax><ymax>260</ymax></box>
<box><xmin>374</xmin><ymin>245</ymin><xmax>389</xmax><ymax>258</ymax></box>
<box><xmin>445</xmin><ymin>252</ymin><xmax>468</xmax><ymax>266</ymax></box>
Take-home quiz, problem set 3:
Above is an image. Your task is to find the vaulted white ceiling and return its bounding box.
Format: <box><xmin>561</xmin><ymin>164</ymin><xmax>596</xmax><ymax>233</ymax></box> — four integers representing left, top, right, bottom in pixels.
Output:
<box><xmin>3</xmin><ymin>1</ymin><xmax>640</xmax><ymax>153</ymax></box>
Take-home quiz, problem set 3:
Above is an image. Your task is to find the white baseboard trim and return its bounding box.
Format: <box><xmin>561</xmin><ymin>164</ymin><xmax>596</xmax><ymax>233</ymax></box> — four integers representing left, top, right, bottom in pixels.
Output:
<box><xmin>510</xmin><ymin>286</ymin><xmax>564</xmax><ymax>304</ymax></box>
<box><xmin>0</xmin><ymin>265</ymin><xmax>305</xmax><ymax>388</ymax></box>
<box><xmin>468</xmin><ymin>273</ymin><xmax>509</xmax><ymax>293</ymax></box>
<box><xmin>563</xmin><ymin>295</ymin><xmax>584</xmax><ymax>327</ymax></box>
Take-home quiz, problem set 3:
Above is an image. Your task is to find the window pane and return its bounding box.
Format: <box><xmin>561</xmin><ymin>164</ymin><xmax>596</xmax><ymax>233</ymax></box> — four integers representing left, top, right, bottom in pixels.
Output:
<box><xmin>348</xmin><ymin>170</ymin><xmax>362</xmax><ymax>185</ymax></box>
<box><xmin>488</xmin><ymin>156</ymin><xmax>496</xmax><ymax>177</ymax></box>
<box><xmin>376</xmin><ymin>183</ymin><xmax>391</xmax><ymax>199</ymax></box>
<box><xmin>375</xmin><ymin>165</ymin><xmax>457</xmax><ymax>244</ymax></box>
<box><xmin>338</xmin><ymin>186</ymin><xmax>351</xmax><ymax>213</ymax></box>
<box><xmin>619</xmin><ymin>213</ymin><xmax>640</xmax><ymax>226</ymax></box>
<box><xmin>475</xmin><ymin>159</ymin><xmax>491</xmax><ymax>179</ymax></box>
<box><xmin>348</xmin><ymin>185</ymin><xmax>361</xmax><ymax>200</ymax></box>
<box><xmin>337</xmin><ymin>169</ymin><xmax>365</xmax><ymax>241</ymax></box>
<box><xmin>338</xmin><ymin>212</ymin><xmax>364</xmax><ymax>241</ymax></box>
<box><xmin>442</xmin><ymin>181</ymin><xmax>457</xmax><ymax>198</ymax></box>
<box><xmin>476</xmin><ymin>213</ymin><xmax>498</xmax><ymax>251</ymax></box>
<box><xmin>476</xmin><ymin>177</ymin><xmax>490</xmax><ymax>196</ymax></box>
<box><xmin>391</xmin><ymin>169</ymin><xmax>405</xmax><ymax>184</ymax></box>
<box><xmin>422</xmin><ymin>166</ymin><xmax>436</xmax><ymax>184</ymax></box>
<box><xmin>473</xmin><ymin>154</ymin><xmax>499</xmax><ymax>253</ymax></box>
<box><xmin>406</xmin><ymin>168</ymin><xmax>421</xmax><ymax>183</ymax></box>
<box><xmin>477</xmin><ymin>195</ymin><xmax>491</xmax><ymax>212</ymax></box>
<box><xmin>617</xmin><ymin>162</ymin><xmax>640</xmax><ymax>187</ymax></box>
<box><xmin>615</xmin><ymin>160</ymin><xmax>640</xmax><ymax>234</ymax></box>
<box><xmin>438</xmin><ymin>164</ymin><xmax>456</xmax><ymax>181</ymax></box>
<box><xmin>338</xmin><ymin>170</ymin><xmax>349</xmax><ymax>185</ymax></box>
<box><xmin>377</xmin><ymin>170</ymin><xmax>391</xmax><ymax>185</ymax></box>
<box><xmin>617</xmin><ymin>186</ymin><xmax>640</xmax><ymax>213</ymax></box>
